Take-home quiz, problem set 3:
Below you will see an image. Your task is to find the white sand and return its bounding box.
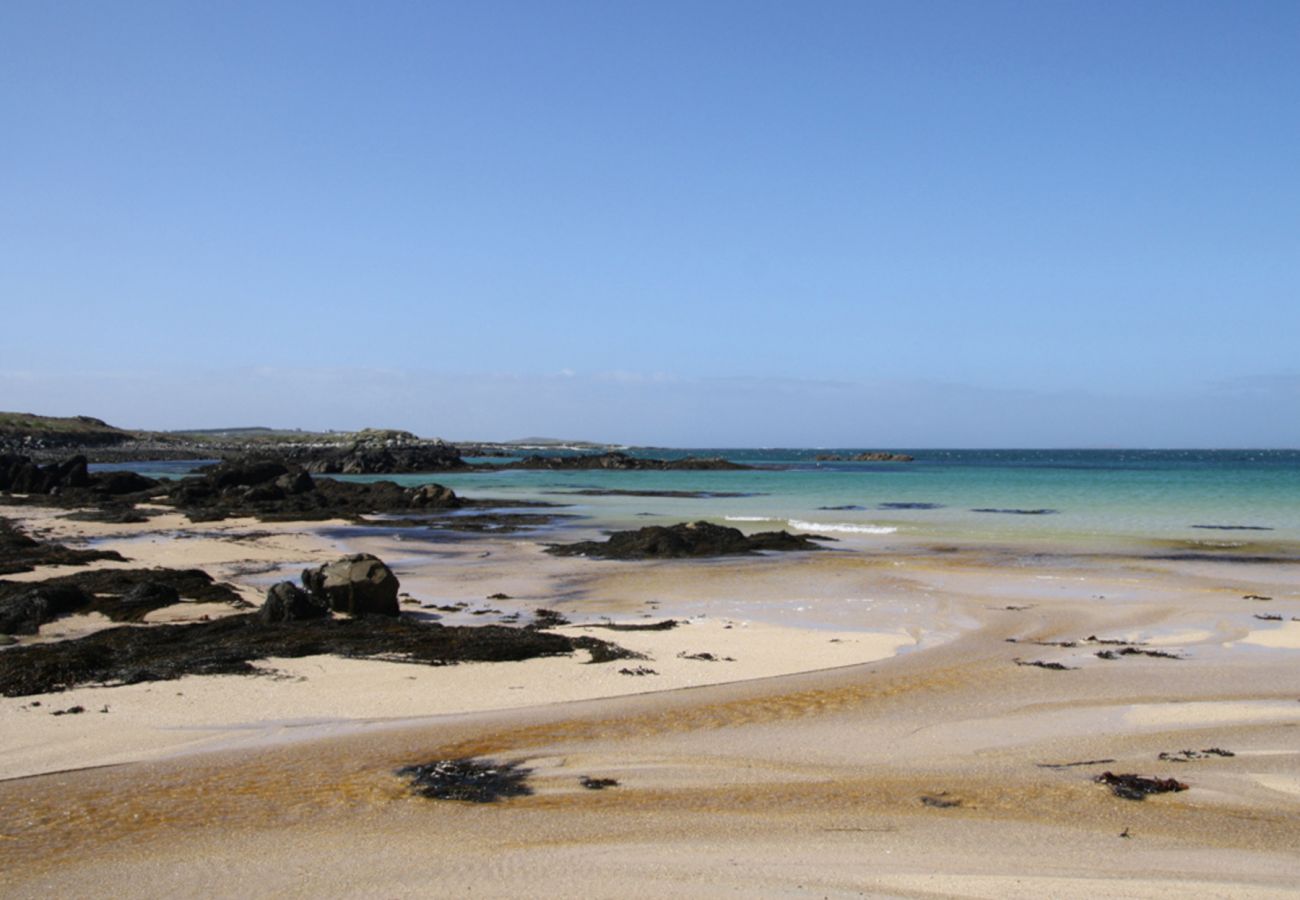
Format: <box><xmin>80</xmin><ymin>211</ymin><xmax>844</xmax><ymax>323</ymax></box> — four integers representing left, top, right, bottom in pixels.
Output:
<box><xmin>3</xmin><ymin>503</ymin><xmax>1300</xmax><ymax>897</ymax></box>
<box><xmin>1233</xmin><ymin>619</ymin><xmax>1300</xmax><ymax>649</ymax></box>
<box><xmin>0</xmin><ymin>619</ymin><xmax>912</xmax><ymax>781</ymax></box>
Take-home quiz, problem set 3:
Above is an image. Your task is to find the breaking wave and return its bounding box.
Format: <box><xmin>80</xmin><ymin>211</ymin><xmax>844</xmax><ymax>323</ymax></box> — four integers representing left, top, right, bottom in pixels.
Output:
<box><xmin>787</xmin><ymin>519</ymin><xmax>898</xmax><ymax>535</ymax></box>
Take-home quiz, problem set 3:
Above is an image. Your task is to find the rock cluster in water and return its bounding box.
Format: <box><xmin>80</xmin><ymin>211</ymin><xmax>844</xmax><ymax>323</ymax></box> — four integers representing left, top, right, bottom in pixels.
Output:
<box><xmin>496</xmin><ymin>451</ymin><xmax>750</xmax><ymax>471</ymax></box>
<box><xmin>165</xmin><ymin>457</ymin><xmax>462</xmax><ymax>522</ymax></box>
<box><xmin>546</xmin><ymin>520</ymin><xmax>830</xmax><ymax>559</ymax></box>
<box><xmin>814</xmin><ymin>452</ymin><xmax>914</xmax><ymax>462</ymax></box>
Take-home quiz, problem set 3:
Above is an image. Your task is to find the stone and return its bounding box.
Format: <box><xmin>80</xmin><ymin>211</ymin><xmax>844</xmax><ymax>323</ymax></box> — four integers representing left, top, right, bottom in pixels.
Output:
<box><xmin>408</xmin><ymin>483</ymin><xmax>459</xmax><ymax>508</ymax></box>
<box><xmin>259</xmin><ymin>581</ymin><xmax>330</xmax><ymax>623</ymax></box>
<box><xmin>275</xmin><ymin>471</ymin><xmax>315</xmax><ymax>494</ymax></box>
<box><xmin>302</xmin><ymin>554</ymin><xmax>401</xmax><ymax>617</ymax></box>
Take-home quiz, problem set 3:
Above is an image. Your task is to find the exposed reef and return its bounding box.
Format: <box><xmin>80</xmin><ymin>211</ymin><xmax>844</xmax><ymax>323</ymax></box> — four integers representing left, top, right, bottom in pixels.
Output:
<box><xmin>163</xmin><ymin>457</ymin><xmax>463</xmax><ymax>523</ymax></box>
<box><xmin>545</xmin><ymin>520</ymin><xmax>830</xmax><ymax>560</ymax></box>
<box><xmin>543</xmin><ymin>488</ymin><xmax>759</xmax><ymax>499</ymax></box>
<box><xmin>972</xmin><ymin>508</ymin><xmax>1058</xmax><ymax>516</ymax></box>
<box><xmin>814</xmin><ymin>452</ymin><xmax>914</xmax><ymax>462</ymax></box>
<box><xmin>495</xmin><ymin>451</ymin><xmax>750</xmax><ymax>471</ymax></box>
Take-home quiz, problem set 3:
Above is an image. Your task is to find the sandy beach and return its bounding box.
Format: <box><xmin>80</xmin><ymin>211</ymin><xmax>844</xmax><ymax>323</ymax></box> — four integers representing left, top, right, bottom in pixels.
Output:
<box><xmin>2</xmin><ymin>502</ymin><xmax>1298</xmax><ymax>897</ymax></box>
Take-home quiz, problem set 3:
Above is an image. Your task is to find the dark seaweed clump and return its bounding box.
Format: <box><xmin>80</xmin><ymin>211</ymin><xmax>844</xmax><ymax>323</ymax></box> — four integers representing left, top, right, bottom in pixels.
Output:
<box><xmin>1158</xmin><ymin>748</ymin><xmax>1234</xmax><ymax>762</ymax></box>
<box><xmin>546</xmin><ymin>521</ymin><xmax>829</xmax><ymax>560</ymax></box>
<box><xmin>0</xmin><ymin>567</ymin><xmax>244</xmax><ymax>634</ymax></box>
<box><xmin>528</xmin><ymin>607</ymin><xmax>570</xmax><ymax>629</ymax></box>
<box><xmin>397</xmin><ymin>759</ymin><xmax>533</xmax><ymax>802</ymax></box>
<box><xmin>588</xmin><ymin>619</ymin><xmax>680</xmax><ymax>632</ymax></box>
<box><xmin>0</xmin><ymin>516</ymin><xmax>126</xmax><ymax>576</ymax></box>
<box><xmin>1095</xmin><ymin>772</ymin><xmax>1189</xmax><ymax>801</ymax></box>
<box><xmin>1095</xmin><ymin>646</ymin><xmax>1182</xmax><ymax>660</ymax></box>
<box><xmin>0</xmin><ymin>615</ymin><xmax>630</xmax><ymax>696</ymax></box>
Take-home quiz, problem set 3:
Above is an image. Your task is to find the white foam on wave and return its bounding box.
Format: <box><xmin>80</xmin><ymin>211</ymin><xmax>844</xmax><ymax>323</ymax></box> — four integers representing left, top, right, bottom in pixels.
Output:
<box><xmin>724</xmin><ymin>516</ymin><xmax>778</xmax><ymax>522</ymax></box>
<box><xmin>787</xmin><ymin>519</ymin><xmax>898</xmax><ymax>535</ymax></box>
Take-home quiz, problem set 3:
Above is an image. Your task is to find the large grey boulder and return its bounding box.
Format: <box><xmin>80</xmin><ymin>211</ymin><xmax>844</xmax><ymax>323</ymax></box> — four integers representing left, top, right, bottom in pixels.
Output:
<box><xmin>301</xmin><ymin>554</ymin><xmax>400</xmax><ymax>617</ymax></box>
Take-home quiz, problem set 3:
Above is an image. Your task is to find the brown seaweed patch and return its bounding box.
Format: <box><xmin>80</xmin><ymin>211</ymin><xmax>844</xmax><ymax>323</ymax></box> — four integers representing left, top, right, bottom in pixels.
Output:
<box><xmin>588</xmin><ymin>619</ymin><xmax>681</xmax><ymax>632</ymax></box>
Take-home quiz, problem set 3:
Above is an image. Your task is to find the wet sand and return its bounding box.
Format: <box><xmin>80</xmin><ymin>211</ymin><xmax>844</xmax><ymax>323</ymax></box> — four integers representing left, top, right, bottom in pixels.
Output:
<box><xmin>1</xmin><ymin>504</ymin><xmax>1299</xmax><ymax>896</ymax></box>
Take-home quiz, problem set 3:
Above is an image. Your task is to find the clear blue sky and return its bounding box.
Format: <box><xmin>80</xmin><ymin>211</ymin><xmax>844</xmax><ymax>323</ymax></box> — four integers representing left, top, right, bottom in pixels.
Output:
<box><xmin>2</xmin><ymin>1</ymin><xmax>1297</xmax><ymax>445</ymax></box>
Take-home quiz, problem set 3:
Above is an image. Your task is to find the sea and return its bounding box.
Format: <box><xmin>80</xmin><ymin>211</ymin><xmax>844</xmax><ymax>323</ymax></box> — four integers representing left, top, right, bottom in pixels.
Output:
<box><xmin>113</xmin><ymin>449</ymin><xmax>1300</xmax><ymax>550</ymax></box>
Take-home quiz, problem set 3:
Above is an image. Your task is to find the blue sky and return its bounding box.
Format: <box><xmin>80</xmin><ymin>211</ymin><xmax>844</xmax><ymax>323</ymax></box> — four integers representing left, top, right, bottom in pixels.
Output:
<box><xmin>2</xmin><ymin>1</ymin><xmax>1297</xmax><ymax>445</ymax></box>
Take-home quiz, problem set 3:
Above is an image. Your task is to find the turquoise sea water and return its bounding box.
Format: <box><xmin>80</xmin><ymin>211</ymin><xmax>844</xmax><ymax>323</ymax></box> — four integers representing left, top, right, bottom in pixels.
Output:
<box><xmin>355</xmin><ymin>449</ymin><xmax>1300</xmax><ymax>548</ymax></box>
<box><xmin>106</xmin><ymin>450</ymin><xmax>1300</xmax><ymax>548</ymax></box>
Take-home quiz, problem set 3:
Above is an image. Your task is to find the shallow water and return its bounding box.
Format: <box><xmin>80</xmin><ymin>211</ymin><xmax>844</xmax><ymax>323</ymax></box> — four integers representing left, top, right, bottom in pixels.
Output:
<box><xmin>332</xmin><ymin>449</ymin><xmax>1300</xmax><ymax>547</ymax></box>
<box><xmin>95</xmin><ymin>449</ymin><xmax>1300</xmax><ymax>546</ymax></box>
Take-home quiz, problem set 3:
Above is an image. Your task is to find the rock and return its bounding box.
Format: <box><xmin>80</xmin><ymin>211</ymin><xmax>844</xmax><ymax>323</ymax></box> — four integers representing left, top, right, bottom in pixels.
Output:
<box><xmin>302</xmin><ymin>554</ymin><xmax>401</xmax><ymax>617</ymax></box>
<box><xmin>0</xmin><ymin>453</ymin><xmax>92</xmax><ymax>493</ymax></box>
<box><xmin>294</xmin><ymin>441</ymin><xmax>468</xmax><ymax>475</ymax></box>
<box><xmin>275</xmin><ymin>471</ymin><xmax>315</xmax><ymax>494</ymax></box>
<box><xmin>91</xmin><ymin>470</ymin><xmax>156</xmax><ymax>495</ymax></box>
<box><xmin>259</xmin><ymin>581</ymin><xmax>330</xmax><ymax>623</ymax></box>
<box><xmin>408</xmin><ymin>484</ymin><xmax>459</xmax><ymax>508</ymax></box>
<box><xmin>206</xmin><ymin>459</ymin><xmax>289</xmax><ymax>489</ymax></box>
<box><xmin>240</xmin><ymin>484</ymin><xmax>285</xmax><ymax>503</ymax></box>
<box><xmin>163</xmin><ymin>456</ymin><xmax>465</xmax><ymax>523</ymax></box>
<box><xmin>546</xmin><ymin>521</ymin><xmax>830</xmax><ymax>560</ymax></box>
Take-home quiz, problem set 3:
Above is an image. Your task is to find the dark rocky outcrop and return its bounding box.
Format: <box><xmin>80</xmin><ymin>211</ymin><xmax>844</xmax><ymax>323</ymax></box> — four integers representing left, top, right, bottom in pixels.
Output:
<box><xmin>498</xmin><ymin>452</ymin><xmax>750</xmax><ymax>471</ymax></box>
<box><xmin>258</xmin><ymin>581</ymin><xmax>330</xmax><ymax>623</ymax></box>
<box><xmin>0</xmin><ymin>614</ymin><xmax>630</xmax><ymax>696</ymax></box>
<box><xmin>546</xmin><ymin>521</ymin><xmax>830</xmax><ymax>560</ymax></box>
<box><xmin>163</xmin><ymin>456</ymin><xmax>462</xmax><ymax>523</ymax></box>
<box><xmin>301</xmin><ymin>554</ymin><xmax>401</xmax><ymax>617</ymax></box>
<box><xmin>0</xmin><ymin>454</ymin><xmax>91</xmax><ymax>493</ymax></box>
<box><xmin>0</xmin><ymin>516</ymin><xmax>128</xmax><ymax>575</ymax></box>
<box><xmin>293</xmin><ymin>443</ymin><xmax>469</xmax><ymax>475</ymax></box>
<box><xmin>0</xmin><ymin>454</ymin><xmax>161</xmax><ymax>500</ymax></box>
